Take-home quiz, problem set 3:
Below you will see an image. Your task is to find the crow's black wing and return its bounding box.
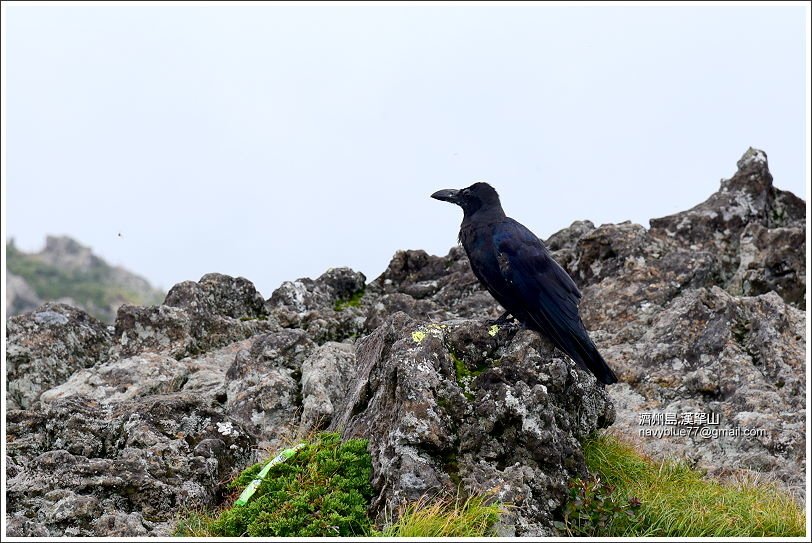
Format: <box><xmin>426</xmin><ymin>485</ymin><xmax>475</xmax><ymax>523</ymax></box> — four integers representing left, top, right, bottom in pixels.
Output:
<box><xmin>490</xmin><ymin>219</ymin><xmax>582</xmax><ymax>343</ymax></box>
<box><xmin>490</xmin><ymin>219</ymin><xmax>618</xmax><ymax>384</ymax></box>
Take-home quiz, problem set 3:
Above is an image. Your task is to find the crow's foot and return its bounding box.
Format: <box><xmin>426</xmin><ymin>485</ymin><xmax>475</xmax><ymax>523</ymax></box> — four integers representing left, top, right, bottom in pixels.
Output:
<box><xmin>488</xmin><ymin>311</ymin><xmax>517</xmax><ymax>326</ymax></box>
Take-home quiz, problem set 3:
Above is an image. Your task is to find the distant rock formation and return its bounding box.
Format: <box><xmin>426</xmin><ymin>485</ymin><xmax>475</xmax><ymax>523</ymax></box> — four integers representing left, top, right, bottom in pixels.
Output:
<box><xmin>5</xmin><ymin>236</ymin><xmax>164</xmax><ymax>322</ymax></box>
<box><xmin>5</xmin><ymin>148</ymin><xmax>805</xmax><ymax>536</ymax></box>
<box><xmin>6</xmin><ymin>272</ymin><xmax>42</xmax><ymax>315</ymax></box>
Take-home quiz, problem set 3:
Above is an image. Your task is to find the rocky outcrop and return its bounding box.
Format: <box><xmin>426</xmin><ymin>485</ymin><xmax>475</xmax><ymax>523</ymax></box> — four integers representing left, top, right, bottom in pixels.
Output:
<box><xmin>114</xmin><ymin>273</ymin><xmax>275</xmax><ymax>359</ymax></box>
<box><xmin>557</xmin><ymin>149</ymin><xmax>806</xmax><ymax>499</ymax></box>
<box><xmin>6</xmin><ymin>394</ymin><xmax>255</xmax><ymax>537</ymax></box>
<box><xmin>268</xmin><ymin>267</ymin><xmax>368</xmax><ymax>343</ymax></box>
<box><xmin>6</xmin><ymin>303</ymin><xmax>113</xmax><ymax>410</ymax></box>
<box><xmin>647</xmin><ymin>148</ymin><xmax>805</xmax><ymax>306</ymax></box>
<box><xmin>330</xmin><ymin>314</ymin><xmax>613</xmax><ymax>536</ymax></box>
<box><xmin>4</xmin><ymin>148</ymin><xmax>806</xmax><ymax>535</ymax></box>
<box><xmin>5</xmin><ymin>272</ymin><xmax>368</xmax><ymax>536</ymax></box>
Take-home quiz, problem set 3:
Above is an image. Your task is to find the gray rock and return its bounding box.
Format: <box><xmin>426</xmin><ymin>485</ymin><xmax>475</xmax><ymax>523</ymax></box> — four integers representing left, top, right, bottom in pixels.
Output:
<box><xmin>225</xmin><ymin>329</ymin><xmax>316</xmax><ymax>448</ymax></box>
<box><xmin>299</xmin><ymin>342</ymin><xmax>357</xmax><ymax>432</ymax></box>
<box><xmin>179</xmin><ymin>338</ymin><xmax>256</xmax><ymax>403</ymax></box>
<box><xmin>114</xmin><ymin>274</ymin><xmax>275</xmax><ymax>359</ymax></box>
<box><xmin>5</xmin><ymin>394</ymin><xmax>254</xmax><ymax>537</ymax></box>
<box><xmin>572</xmin><ymin>221</ymin><xmax>652</xmax><ymax>284</ymax></box>
<box><xmin>6</xmin><ymin>303</ymin><xmax>113</xmax><ymax>410</ymax></box>
<box><xmin>164</xmin><ymin>272</ymin><xmax>269</xmax><ymax>319</ymax></box>
<box><xmin>566</xmin><ymin>149</ymin><xmax>806</xmax><ymax>498</ymax></box>
<box><xmin>364</xmin><ymin>247</ymin><xmax>500</xmax><ymax>328</ymax></box>
<box><xmin>544</xmin><ymin>220</ymin><xmax>596</xmax><ymax>276</ymax></box>
<box><xmin>268</xmin><ymin>267</ymin><xmax>367</xmax><ymax>343</ymax></box>
<box><xmin>604</xmin><ymin>292</ymin><xmax>806</xmax><ymax>498</ymax></box>
<box><xmin>331</xmin><ymin>312</ymin><xmax>614</xmax><ymax>535</ymax></box>
<box><xmin>114</xmin><ymin>304</ymin><xmax>196</xmax><ymax>358</ymax></box>
<box><xmin>727</xmin><ymin>223</ymin><xmax>805</xmax><ymax>306</ymax></box>
<box><xmin>39</xmin><ymin>352</ymin><xmax>189</xmax><ymax>405</ymax></box>
<box><xmin>91</xmin><ymin>512</ymin><xmax>152</xmax><ymax>537</ymax></box>
<box><xmin>649</xmin><ymin>148</ymin><xmax>805</xmax><ymax>288</ymax></box>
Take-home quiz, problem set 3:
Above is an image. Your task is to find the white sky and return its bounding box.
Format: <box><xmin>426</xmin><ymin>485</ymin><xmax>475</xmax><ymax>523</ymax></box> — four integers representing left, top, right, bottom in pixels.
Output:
<box><xmin>3</xmin><ymin>3</ymin><xmax>809</xmax><ymax>296</ymax></box>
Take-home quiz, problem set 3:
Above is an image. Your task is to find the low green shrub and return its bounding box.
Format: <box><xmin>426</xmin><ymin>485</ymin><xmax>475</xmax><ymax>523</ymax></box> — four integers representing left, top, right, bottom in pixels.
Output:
<box><xmin>191</xmin><ymin>432</ymin><xmax>374</xmax><ymax>537</ymax></box>
<box><xmin>554</xmin><ymin>475</ymin><xmax>641</xmax><ymax>536</ymax></box>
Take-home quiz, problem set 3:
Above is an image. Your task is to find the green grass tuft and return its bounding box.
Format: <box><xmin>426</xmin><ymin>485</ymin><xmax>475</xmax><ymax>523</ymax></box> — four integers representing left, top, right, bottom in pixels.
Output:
<box><xmin>578</xmin><ymin>433</ymin><xmax>806</xmax><ymax>537</ymax></box>
<box><xmin>381</xmin><ymin>493</ymin><xmax>502</xmax><ymax>537</ymax></box>
<box><xmin>173</xmin><ymin>509</ymin><xmax>221</xmax><ymax>537</ymax></box>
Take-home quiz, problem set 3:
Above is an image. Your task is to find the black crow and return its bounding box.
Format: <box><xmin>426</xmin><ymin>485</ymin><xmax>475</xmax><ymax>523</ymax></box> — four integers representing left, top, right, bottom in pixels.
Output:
<box><xmin>431</xmin><ymin>182</ymin><xmax>618</xmax><ymax>385</ymax></box>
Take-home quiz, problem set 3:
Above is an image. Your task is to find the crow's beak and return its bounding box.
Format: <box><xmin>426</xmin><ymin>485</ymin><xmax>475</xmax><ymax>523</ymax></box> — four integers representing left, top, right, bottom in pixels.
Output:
<box><xmin>431</xmin><ymin>189</ymin><xmax>461</xmax><ymax>204</ymax></box>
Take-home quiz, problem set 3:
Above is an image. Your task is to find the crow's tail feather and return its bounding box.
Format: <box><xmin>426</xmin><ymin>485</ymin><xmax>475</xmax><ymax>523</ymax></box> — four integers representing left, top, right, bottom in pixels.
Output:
<box><xmin>523</xmin><ymin>311</ymin><xmax>619</xmax><ymax>385</ymax></box>
<box><xmin>566</xmin><ymin>330</ymin><xmax>618</xmax><ymax>385</ymax></box>
<box><xmin>581</xmin><ymin>343</ymin><xmax>618</xmax><ymax>385</ymax></box>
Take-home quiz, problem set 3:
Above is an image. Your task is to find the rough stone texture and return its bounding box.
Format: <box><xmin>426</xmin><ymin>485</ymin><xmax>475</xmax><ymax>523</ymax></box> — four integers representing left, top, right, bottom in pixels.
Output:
<box><xmin>164</xmin><ymin>272</ymin><xmax>269</xmax><ymax>320</ymax></box>
<box><xmin>224</xmin><ymin>329</ymin><xmax>316</xmax><ymax>449</ymax></box>
<box><xmin>113</xmin><ymin>304</ymin><xmax>196</xmax><ymax>359</ymax></box>
<box><xmin>39</xmin><ymin>352</ymin><xmax>190</xmax><ymax>405</ymax></box>
<box><xmin>6</xmin><ymin>303</ymin><xmax>113</xmax><ymax>410</ymax></box>
<box><xmin>4</xmin><ymin>276</ymin><xmax>282</xmax><ymax>537</ymax></box>
<box><xmin>5</xmin><ymin>394</ymin><xmax>255</xmax><ymax>537</ymax></box>
<box><xmin>559</xmin><ymin>150</ymin><xmax>805</xmax><ymax>500</ymax></box>
<box><xmin>5</xmin><ymin>148</ymin><xmax>805</xmax><ymax>534</ymax></box>
<box><xmin>114</xmin><ymin>273</ymin><xmax>276</xmax><ymax>359</ymax></box>
<box><xmin>600</xmin><ymin>287</ymin><xmax>806</xmax><ymax>497</ymax></box>
<box><xmin>330</xmin><ymin>313</ymin><xmax>614</xmax><ymax>536</ymax></box>
<box><xmin>727</xmin><ymin>223</ymin><xmax>806</xmax><ymax>305</ymax></box>
<box><xmin>648</xmin><ymin>147</ymin><xmax>805</xmax><ymax>301</ymax></box>
<box><xmin>299</xmin><ymin>341</ymin><xmax>357</xmax><ymax>433</ymax></box>
<box><xmin>268</xmin><ymin>267</ymin><xmax>368</xmax><ymax>344</ymax></box>
<box><xmin>362</xmin><ymin>247</ymin><xmax>500</xmax><ymax>332</ymax></box>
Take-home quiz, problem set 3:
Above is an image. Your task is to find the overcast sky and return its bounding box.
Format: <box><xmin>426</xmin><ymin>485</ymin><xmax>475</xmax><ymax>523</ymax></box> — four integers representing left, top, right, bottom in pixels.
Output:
<box><xmin>3</xmin><ymin>3</ymin><xmax>808</xmax><ymax>296</ymax></box>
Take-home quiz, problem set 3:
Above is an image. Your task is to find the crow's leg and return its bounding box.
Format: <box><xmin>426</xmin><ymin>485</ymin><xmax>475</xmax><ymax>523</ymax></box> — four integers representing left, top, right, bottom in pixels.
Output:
<box><xmin>488</xmin><ymin>311</ymin><xmax>517</xmax><ymax>325</ymax></box>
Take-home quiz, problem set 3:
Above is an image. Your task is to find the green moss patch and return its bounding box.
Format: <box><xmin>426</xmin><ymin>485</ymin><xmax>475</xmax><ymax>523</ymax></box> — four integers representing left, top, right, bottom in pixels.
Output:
<box><xmin>333</xmin><ymin>289</ymin><xmax>365</xmax><ymax>311</ymax></box>
<box><xmin>176</xmin><ymin>433</ymin><xmax>374</xmax><ymax>537</ymax></box>
<box><xmin>450</xmin><ymin>350</ymin><xmax>491</xmax><ymax>401</ymax></box>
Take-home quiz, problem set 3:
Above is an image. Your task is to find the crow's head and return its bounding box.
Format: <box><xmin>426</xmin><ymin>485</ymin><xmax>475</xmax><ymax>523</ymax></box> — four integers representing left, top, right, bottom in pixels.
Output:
<box><xmin>431</xmin><ymin>182</ymin><xmax>501</xmax><ymax>215</ymax></box>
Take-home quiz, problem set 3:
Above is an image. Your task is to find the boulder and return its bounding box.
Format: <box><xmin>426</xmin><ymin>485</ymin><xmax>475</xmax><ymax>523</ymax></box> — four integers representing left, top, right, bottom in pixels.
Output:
<box><xmin>6</xmin><ymin>303</ymin><xmax>112</xmax><ymax>410</ymax></box>
<box><xmin>331</xmin><ymin>313</ymin><xmax>614</xmax><ymax>535</ymax></box>
<box><xmin>5</xmin><ymin>394</ymin><xmax>254</xmax><ymax>537</ymax></box>
<box><xmin>114</xmin><ymin>274</ymin><xmax>275</xmax><ymax>359</ymax></box>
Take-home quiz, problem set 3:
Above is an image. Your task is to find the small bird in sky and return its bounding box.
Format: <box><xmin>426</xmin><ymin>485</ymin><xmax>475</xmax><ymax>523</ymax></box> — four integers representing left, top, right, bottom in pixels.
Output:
<box><xmin>432</xmin><ymin>182</ymin><xmax>618</xmax><ymax>385</ymax></box>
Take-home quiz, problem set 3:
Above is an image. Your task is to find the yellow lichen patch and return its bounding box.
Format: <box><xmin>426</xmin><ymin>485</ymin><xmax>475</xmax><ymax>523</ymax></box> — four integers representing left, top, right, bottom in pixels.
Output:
<box><xmin>488</xmin><ymin>325</ymin><xmax>499</xmax><ymax>337</ymax></box>
<box><xmin>412</xmin><ymin>323</ymin><xmax>447</xmax><ymax>344</ymax></box>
